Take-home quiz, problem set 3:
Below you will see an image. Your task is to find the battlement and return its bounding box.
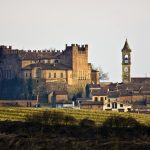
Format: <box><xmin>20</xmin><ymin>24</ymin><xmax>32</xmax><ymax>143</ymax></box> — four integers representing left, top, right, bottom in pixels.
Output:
<box><xmin>66</xmin><ymin>44</ymin><xmax>88</xmax><ymax>53</ymax></box>
<box><xmin>0</xmin><ymin>45</ymin><xmax>62</xmax><ymax>56</ymax></box>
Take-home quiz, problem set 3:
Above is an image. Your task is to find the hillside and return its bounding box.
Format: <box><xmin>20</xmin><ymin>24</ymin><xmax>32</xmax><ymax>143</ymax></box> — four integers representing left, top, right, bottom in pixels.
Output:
<box><xmin>0</xmin><ymin>107</ymin><xmax>150</xmax><ymax>126</ymax></box>
<box><xmin>0</xmin><ymin>108</ymin><xmax>150</xmax><ymax>150</ymax></box>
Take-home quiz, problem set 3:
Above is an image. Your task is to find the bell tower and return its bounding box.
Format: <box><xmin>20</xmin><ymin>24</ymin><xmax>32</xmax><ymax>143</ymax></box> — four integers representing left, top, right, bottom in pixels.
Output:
<box><xmin>122</xmin><ymin>39</ymin><xmax>132</xmax><ymax>83</ymax></box>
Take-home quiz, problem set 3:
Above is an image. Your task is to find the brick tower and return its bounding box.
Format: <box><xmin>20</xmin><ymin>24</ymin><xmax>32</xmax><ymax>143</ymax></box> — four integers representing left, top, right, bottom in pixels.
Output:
<box><xmin>122</xmin><ymin>39</ymin><xmax>132</xmax><ymax>83</ymax></box>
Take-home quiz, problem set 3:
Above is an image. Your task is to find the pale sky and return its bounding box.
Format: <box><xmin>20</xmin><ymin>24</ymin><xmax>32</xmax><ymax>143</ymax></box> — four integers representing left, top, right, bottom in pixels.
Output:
<box><xmin>0</xmin><ymin>0</ymin><xmax>150</xmax><ymax>82</ymax></box>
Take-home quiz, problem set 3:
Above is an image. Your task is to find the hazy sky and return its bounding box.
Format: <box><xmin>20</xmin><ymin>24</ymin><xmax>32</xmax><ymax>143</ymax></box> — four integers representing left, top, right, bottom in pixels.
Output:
<box><xmin>0</xmin><ymin>0</ymin><xmax>150</xmax><ymax>82</ymax></box>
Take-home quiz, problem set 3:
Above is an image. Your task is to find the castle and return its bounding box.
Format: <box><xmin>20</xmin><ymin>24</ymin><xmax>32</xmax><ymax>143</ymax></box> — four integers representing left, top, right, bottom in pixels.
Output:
<box><xmin>0</xmin><ymin>44</ymin><xmax>100</xmax><ymax>85</ymax></box>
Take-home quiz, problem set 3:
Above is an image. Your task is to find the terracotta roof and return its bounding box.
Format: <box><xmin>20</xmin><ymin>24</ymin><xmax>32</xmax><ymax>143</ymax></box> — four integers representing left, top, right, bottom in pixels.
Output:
<box><xmin>77</xmin><ymin>98</ymin><xmax>92</xmax><ymax>101</ymax></box>
<box><xmin>92</xmin><ymin>89</ymin><xmax>108</xmax><ymax>96</ymax></box>
<box><xmin>23</xmin><ymin>63</ymin><xmax>71</xmax><ymax>70</ymax></box>
<box><xmin>131</xmin><ymin>77</ymin><xmax>150</xmax><ymax>84</ymax></box>
<box><xmin>119</xmin><ymin>89</ymin><xmax>133</xmax><ymax>96</ymax></box>
<box><xmin>108</xmin><ymin>91</ymin><xmax>120</xmax><ymax>98</ymax></box>
<box><xmin>89</xmin><ymin>84</ymin><xmax>101</xmax><ymax>89</ymax></box>
<box><xmin>19</xmin><ymin>51</ymin><xmax>61</xmax><ymax>60</ymax></box>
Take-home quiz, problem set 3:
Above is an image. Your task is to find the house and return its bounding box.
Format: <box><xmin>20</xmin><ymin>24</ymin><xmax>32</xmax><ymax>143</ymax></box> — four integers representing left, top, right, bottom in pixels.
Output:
<box><xmin>55</xmin><ymin>102</ymin><xmax>74</xmax><ymax>108</ymax></box>
<box><xmin>131</xmin><ymin>105</ymin><xmax>150</xmax><ymax>114</ymax></box>
<box><xmin>0</xmin><ymin>100</ymin><xmax>37</xmax><ymax>107</ymax></box>
<box><xmin>103</xmin><ymin>101</ymin><xmax>132</xmax><ymax>112</ymax></box>
<box><xmin>91</xmin><ymin>89</ymin><xmax>108</xmax><ymax>103</ymax></box>
<box><xmin>79</xmin><ymin>101</ymin><xmax>103</xmax><ymax>110</ymax></box>
<box><xmin>48</xmin><ymin>91</ymin><xmax>68</xmax><ymax>103</ymax></box>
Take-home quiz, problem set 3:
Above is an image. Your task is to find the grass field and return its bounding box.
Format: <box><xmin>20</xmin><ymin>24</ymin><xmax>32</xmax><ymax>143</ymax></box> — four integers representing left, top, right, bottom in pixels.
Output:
<box><xmin>0</xmin><ymin>107</ymin><xmax>150</xmax><ymax>126</ymax></box>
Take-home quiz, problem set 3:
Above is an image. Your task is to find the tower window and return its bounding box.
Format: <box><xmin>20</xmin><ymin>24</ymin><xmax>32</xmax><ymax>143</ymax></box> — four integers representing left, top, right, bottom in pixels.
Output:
<box><xmin>124</xmin><ymin>55</ymin><xmax>129</xmax><ymax>63</ymax></box>
<box><xmin>54</xmin><ymin>73</ymin><xmax>56</xmax><ymax>78</ymax></box>
<box><xmin>36</xmin><ymin>67</ymin><xmax>41</xmax><ymax>79</ymax></box>
<box><xmin>55</xmin><ymin>60</ymin><xmax>59</xmax><ymax>63</ymax></box>
<box><xmin>49</xmin><ymin>73</ymin><xmax>51</xmax><ymax>78</ymax></box>
<box><xmin>61</xmin><ymin>72</ymin><xmax>63</xmax><ymax>78</ymax></box>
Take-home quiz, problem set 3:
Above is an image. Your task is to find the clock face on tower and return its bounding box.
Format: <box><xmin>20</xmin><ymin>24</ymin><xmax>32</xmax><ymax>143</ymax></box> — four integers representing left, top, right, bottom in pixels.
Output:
<box><xmin>124</xmin><ymin>67</ymin><xmax>128</xmax><ymax>72</ymax></box>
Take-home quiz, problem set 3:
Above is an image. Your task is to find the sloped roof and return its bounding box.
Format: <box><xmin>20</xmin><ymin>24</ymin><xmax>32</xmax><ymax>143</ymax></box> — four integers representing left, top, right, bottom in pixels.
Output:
<box><xmin>23</xmin><ymin>63</ymin><xmax>71</xmax><ymax>70</ymax></box>
<box><xmin>89</xmin><ymin>84</ymin><xmax>101</xmax><ymax>89</ymax></box>
<box><xmin>92</xmin><ymin>89</ymin><xmax>108</xmax><ymax>96</ymax></box>
<box><xmin>19</xmin><ymin>51</ymin><xmax>61</xmax><ymax>60</ymax></box>
<box><xmin>131</xmin><ymin>77</ymin><xmax>150</xmax><ymax>84</ymax></box>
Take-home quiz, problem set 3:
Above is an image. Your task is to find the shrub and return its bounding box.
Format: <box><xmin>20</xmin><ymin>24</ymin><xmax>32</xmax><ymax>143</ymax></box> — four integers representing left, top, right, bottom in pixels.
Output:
<box><xmin>79</xmin><ymin>118</ymin><xmax>95</xmax><ymax>127</ymax></box>
<box><xmin>64</xmin><ymin>115</ymin><xmax>77</xmax><ymax>126</ymax></box>
<box><xmin>25</xmin><ymin>111</ymin><xmax>77</xmax><ymax>126</ymax></box>
<box><xmin>102</xmin><ymin>116</ymin><xmax>141</xmax><ymax>128</ymax></box>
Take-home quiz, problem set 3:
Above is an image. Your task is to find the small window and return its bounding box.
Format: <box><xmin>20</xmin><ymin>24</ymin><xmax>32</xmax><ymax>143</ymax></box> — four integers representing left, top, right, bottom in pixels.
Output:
<box><xmin>54</xmin><ymin>73</ymin><xmax>56</xmax><ymax>78</ymax></box>
<box><xmin>55</xmin><ymin>60</ymin><xmax>59</xmax><ymax>63</ymax></box>
<box><xmin>95</xmin><ymin>97</ymin><xmax>98</xmax><ymax>102</ymax></box>
<box><xmin>26</xmin><ymin>73</ymin><xmax>28</xmax><ymax>77</ymax></box>
<box><xmin>107</xmin><ymin>104</ymin><xmax>110</xmax><ymax>107</ymax></box>
<box><xmin>112</xmin><ymin>102</ymin><xmax>117</xmax><ymax>109</ymax></box>
<box><xmin>100</xmin><ymin>97</ymin><xmax>104</xmax><ymax>102</ymax></box>
<box><xmin>120</xmin><ymin>104</ymin><xmax>123</xmax><ymax>107</ymax></box>
<box><xmin>105</xmin><ymin>97</ymin><xmax>107</xmax><ymax>100</ymax></box>
<box><xmin>61</xmin><ymin>72</ymin><xmax>63</xmax><ymax>78</ymax></box>
<box><xmin>49</xmin><ymin>73</ymin><xmax>51</xmax><ymax>78</ymax></box>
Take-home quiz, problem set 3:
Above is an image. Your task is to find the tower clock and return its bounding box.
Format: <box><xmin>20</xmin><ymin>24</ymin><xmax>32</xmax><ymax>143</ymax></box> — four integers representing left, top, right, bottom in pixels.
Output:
<box><xmin>122</xmin><ymin>39</ymin><xmax>131</xmax><ymax>83</ymax></box>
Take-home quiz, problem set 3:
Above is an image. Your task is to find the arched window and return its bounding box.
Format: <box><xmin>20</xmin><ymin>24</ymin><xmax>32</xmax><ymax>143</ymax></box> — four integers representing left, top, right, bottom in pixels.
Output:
<box><xmin>124</xmin><ymin>55</ymin><xmax>129</xmax><ymax>63</ymax></box>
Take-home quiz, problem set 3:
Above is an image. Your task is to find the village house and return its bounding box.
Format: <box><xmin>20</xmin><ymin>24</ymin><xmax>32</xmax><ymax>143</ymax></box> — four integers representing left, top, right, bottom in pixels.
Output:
<box><xmin>103</xmin><ymin>101</ymin><xmax>132</xmax><ymax>112</ymax></box>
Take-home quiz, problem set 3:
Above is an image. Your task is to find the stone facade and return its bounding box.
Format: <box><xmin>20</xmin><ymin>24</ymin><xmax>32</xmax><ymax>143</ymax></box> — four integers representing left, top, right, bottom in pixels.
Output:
<box><xmin>0</xmin><ymin>44</ymin><xmax>100</xmax><ymax>86</ymax></box>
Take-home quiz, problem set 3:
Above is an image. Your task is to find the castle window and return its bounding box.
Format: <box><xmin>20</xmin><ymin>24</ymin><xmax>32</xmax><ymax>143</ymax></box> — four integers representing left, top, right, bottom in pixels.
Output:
<box><xmin>54</xmin><ymin>73</ymin><xmax>56</xmax><ymax>78</ymax></box>
<box><xmin>49</xmin><ymin>73</ymin><xmax>51</xmax><ymax>78</ymax></box>
<box><xmin>36</xmin><ymin>67</ymin><xmax>41</xmax><ymax>79</ymax></box>
<box><xmin>26</xmin><ymin>73</ymin><xmax>28</xmax><ymax>77</ymax></box>
<box><xmin>55</xmin><ymin>60</ymin><xmax>59</xmax><ymax>63</ymax></box>
<box><xmin>61</xmin><ymin>73</ymin><xmax>63</xmax><ymax>78</ymax></box>
<box><xmin>45</xmin><ymin>60</ymin><xmax>48</xmax><ymax>63</ymax></box>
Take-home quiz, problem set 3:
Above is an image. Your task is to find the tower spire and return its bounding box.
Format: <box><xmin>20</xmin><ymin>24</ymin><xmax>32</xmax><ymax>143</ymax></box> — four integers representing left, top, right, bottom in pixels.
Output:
<box><xmin>122</xmin><ymin>39</ymin><xmax>131</xmax><ymax>52</ymax></box>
